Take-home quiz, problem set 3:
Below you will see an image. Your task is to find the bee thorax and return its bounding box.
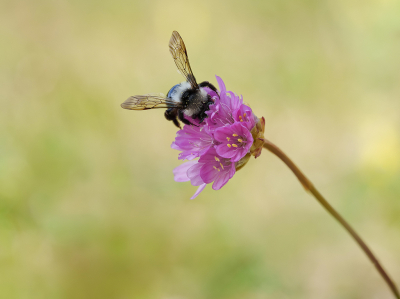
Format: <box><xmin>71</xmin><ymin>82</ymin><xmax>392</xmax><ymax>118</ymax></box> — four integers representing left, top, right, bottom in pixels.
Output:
<box><xmin>183</xmin><ymin>88</ymin><xmax>208</xmax><ymax>116</ymax></box>
<box><xmin>165</xmin><ymin>82</ymin><xmax>215</xmax><ymax>127</ymax></box>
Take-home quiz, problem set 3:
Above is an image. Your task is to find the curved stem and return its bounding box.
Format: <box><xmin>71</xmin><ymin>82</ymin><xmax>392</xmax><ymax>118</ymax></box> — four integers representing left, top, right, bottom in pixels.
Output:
<box><xmin>262</xmin><ymin>138</ymin><xmax>400</xmax><ymax>299</ymax></box>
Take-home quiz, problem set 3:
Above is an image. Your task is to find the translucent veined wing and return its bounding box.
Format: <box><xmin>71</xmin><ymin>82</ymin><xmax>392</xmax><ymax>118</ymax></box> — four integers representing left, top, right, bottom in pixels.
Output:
<box><xmin>169</xmin><ymin>31</ymin><xmax>199</xmax><ymax>90</ymax></box>
<box><xmin>121</xmin><ymin>94</ymin><xmax>181</xmax><ymax>110</ymax></box>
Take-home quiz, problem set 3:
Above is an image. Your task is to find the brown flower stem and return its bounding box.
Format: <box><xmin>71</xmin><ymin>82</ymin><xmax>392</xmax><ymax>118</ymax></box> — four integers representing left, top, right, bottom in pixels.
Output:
<box><xmin>262</xmin><ymin>138</ymin><xmax>400</xmax><ymax>299</ymax></box>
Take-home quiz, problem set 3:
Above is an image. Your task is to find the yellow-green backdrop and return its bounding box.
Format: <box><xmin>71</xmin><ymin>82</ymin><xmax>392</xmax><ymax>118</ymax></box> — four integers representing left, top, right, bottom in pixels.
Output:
<box><xmin>1</xmin><ymin>0</ymin><xmax>400</xmax><ymax>298</ymax></box>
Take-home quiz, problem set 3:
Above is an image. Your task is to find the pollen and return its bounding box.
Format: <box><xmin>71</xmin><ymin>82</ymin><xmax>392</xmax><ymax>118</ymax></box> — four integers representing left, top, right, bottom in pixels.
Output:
<box><xmin>226</xmin><ymin>137</ymin><xmax>230</xmax><ymax>141</ymax></box>
<box><xmin>237</xmin><ymin>139</ymin><xmax>243</xmax><ymax>142</ymax></box>
<box><xmin>220</xmin><ymin>163</ymin><xmax>224</xmax><ymax>169</ymax></box>
<box><xmin>227</xmin><ymin>144</ymin><xmax>231</xmax><ymax>148</ymax></box>
<box><xmin>232</xmin><ymin>144</ymin><xmax>238</xmax><ymax>148</ymax></box>
<box><xmin>243</xmin><ymin>113</ymin><xmax>247</xmax><ymax>117</ymax></box>
<box><xmin>239</xmin><ymin>115</ymin><xmax>242</xmax><ymax>119</ymax></box>
<box><xmin>214</xmin><ymin>156</ymin><xmax>220</xmax><ymax>162</ymax></box>
<box><xmin>232</xmin><ymin>134</ymin><xmax>238</xmax><ymax>137</ymax></box>
<box><xmin>213</xmin><ymin>166</ymin><xmax>217</xmax><ymax>170</ymax></box>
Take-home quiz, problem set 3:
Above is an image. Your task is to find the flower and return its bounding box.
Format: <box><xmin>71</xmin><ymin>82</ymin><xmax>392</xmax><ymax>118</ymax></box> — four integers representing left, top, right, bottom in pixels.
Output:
<box><xmin>198</xmin><ymin>147</ymin><xmax>236</xmax><ymax>189</ymax></box>
<box><xmin>232</xmin><ymin>104</ymin><xmax>256</xmax><ymax>131</ymax></box>
<box><xmin>171</xmin><ymin>125</ymin><xmax>213</xmax><ymax>160</ymax></box>
<box><xmin>172</xmin><ymin>76</ymin><xmax>265</xmax><ymax>199</ymax></box>
<box><xmin>173</xmin><ymin>147</ymin><xmax>236</xmax><ymax>198</ymax></box>
<box><xmin>214</xmin><ymin>122</ymin><xmax>253</xmax><ymax>162</ymax></box>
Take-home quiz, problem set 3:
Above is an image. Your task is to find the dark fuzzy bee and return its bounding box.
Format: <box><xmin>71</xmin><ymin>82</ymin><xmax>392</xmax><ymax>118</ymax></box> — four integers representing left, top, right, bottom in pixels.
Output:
<box><xmin>121</xmin><ymin>31</ymin><xmax>218</xmax><ymax>128</ymax></box>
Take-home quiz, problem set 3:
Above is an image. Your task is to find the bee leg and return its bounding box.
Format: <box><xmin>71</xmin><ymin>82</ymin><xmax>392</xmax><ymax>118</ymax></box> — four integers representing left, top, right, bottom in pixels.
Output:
<box><xmin>198</xmin><ymin>97</ymin><xmax>214</xmax><ymax>123</ymax></box>
<box><xmin>198</xmin><ymin>109</ymin><xmax>207</xmax><ymax>124</ymax></box>
<box><xmin>178</xmin><ymin>110</ymin><xmax>194</xmax><ymax>126</ymax></box>
<box><xmin>199</xmin><ymin>112</ymin><xmax>209</xmax><ymax>124</ymax></box>
<box><xmin>172</xmin><ymin>118</ymin><xmax>181</xmax><ymax>129</ymax></box>
<box><xmin>165</xmin><ymin>109</ymin><xmax>181</xmax><ymax>129</ymax></box>
<box><xmin>199</xmin><ymin>81</ymin><xmax>218</xmax><ymax>94</ymax></box>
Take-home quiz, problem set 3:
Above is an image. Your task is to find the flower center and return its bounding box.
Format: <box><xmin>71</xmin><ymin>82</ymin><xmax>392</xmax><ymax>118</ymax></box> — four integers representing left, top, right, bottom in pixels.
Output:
<box><xmin>213</xmin><ymin>156</ymin><xmax>226</xmax><ymax>172</ymax></box>
<box><xmin>226</xmin><ymin>133</ymin><xmax>247</xmax><ymax>148</ymax></box>
<box><xmin>238</xmin><ymin>112</ymin><xmax>249</xmax><ymax>123</ymax></box>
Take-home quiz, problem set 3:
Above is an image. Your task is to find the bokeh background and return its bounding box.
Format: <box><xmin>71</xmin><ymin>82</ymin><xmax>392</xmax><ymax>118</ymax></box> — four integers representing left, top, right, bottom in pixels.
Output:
<box><xmin>1</xmin><ymin>0</ymin><xmax>400</xmax><ymax>298</ymax></box>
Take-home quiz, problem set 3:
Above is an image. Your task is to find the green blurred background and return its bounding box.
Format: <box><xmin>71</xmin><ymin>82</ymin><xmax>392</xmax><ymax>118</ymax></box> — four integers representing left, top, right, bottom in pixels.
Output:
<box><xmin>1</xmin><ymin>0</ymin><xmax>400</xmax><ymax>298</ymax></box>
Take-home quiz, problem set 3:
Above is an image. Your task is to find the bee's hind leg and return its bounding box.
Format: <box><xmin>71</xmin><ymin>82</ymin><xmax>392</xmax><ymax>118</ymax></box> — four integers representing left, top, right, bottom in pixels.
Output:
<box><xmin>172</xmin><ymin>118</ymin><xmax>181</xmax><ymax>129</ymax></box>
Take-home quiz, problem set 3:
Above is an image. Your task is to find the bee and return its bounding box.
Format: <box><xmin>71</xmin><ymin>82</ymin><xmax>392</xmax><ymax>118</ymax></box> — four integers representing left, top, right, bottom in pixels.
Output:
<box><xmin>121</xmin><ymin>31</ymin><xmax>218</xmax><ymax>128</ymax></box>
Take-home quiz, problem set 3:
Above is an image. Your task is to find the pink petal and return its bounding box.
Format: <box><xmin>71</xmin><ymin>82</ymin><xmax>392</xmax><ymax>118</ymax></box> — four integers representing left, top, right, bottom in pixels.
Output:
<box><xmin>173</xmin><ymin>160</ymin><xmax>197</xmax><ymax>182</ymax></box>
<box><xmin>212</xmin><ymin>171</ymin><xmax>230</xmax><ymax>190</ymax></box>
<box><xmin>187</xmin><ymin>163</ymin><xmax>205</xmax><ymax>186</ymax></box>
<box><xmin>190</xmin><ymin>183</ymin><xmax>207</xmax><ymax>199</ymax></box>
<box><xmin>215</xmin><ymin>144</ymin><xmax>236</xmax><ymax>159</ymax></box>
<box><xmin>231</xmin><ymin>149</ymin><xmax>247</xmax><ymax>162</ymax></box>
<box><xmin>178</xmin><ymin>152</ymin><xmax>198</xmax><ymax>161</ymax></box>
<box><xmin>215</xmin><ymin>75</ymin><xmax>226</xmax><ymax>93</ymax></box>
<box><xmin>198</xmin><ymin>148</ymin><xmax>219</xmax><ymax>163</ymax></box>
<box><xmin>214</xmin><ymin>127</ymin><xmax>232</xmax><ymax>142</ymax></box>
<box><xmin>171</xmin><ymin>141</ymin><xmax>181</xmax><ymax>150</ymax></box>
<box><xmin>212</xmin><ymin>164</ymin><xmax>236</xmax><ymax>190</ymax></box>
<box><xmin>200</xmin><ymin>163</ymin><xmax>219</xmax><ymax>184</ymax></box>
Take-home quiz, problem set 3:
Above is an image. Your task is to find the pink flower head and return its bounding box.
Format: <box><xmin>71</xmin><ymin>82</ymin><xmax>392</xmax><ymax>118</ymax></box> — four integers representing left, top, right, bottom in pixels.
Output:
<box><xmin>172</xmin><ymin>76</ymin><xmax>263</xmax><ymax>199</ymax></box>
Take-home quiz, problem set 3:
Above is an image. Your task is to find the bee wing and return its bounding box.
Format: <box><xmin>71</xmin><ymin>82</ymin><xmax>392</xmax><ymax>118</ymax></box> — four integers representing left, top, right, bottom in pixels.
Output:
<box><xmin>169</xmin><ymin>31</ymin><xmax>199</xmax><ymax>90</ymax></box>
<box><xmin>121</xmin><ymin>93</ymin><xmax>181</xmax><ymax>110</ymax></box>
